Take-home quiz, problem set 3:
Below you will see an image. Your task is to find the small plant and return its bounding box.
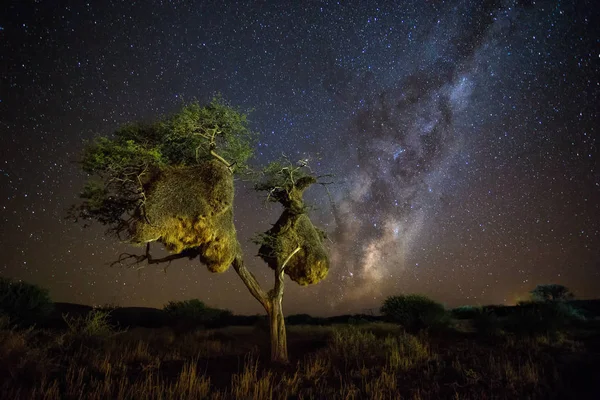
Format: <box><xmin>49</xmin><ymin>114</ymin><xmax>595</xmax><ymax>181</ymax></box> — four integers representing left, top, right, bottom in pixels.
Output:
<box><xmin>329</xmin><ymin>326</ymin><xmax>379</xmax><ymax>361</ymax></box>
<box><xmin>380</xmin><ymin>294</ymin><xmax>451</xmax><ymax>331</ymax></box>
<box><xmin>0</xmin><ymin>277</ymin><xmax>54</xmax><ymax>327</ymax></box>
<box><xmin>63</xmin><ymin>309</ymin><xmax>122</xmax><ymax>338</ymax></box>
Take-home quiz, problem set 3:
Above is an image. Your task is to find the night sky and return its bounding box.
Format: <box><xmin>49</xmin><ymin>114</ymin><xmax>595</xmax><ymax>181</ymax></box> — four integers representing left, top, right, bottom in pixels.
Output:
<box><xmin>1</xmin><ymin>1</ymin><xmax>598</xmax><ymax>316</ymax></box>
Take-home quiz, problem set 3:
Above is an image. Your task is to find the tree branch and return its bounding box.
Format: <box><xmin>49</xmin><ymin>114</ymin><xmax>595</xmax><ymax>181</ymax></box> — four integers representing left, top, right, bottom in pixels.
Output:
<box><xmin>232</xmin><ymin>254</ymin><xmax>269</xmax><ymax>310</ymax></box>
<box><xmin>210</xmin><ymin>149</ymin><xmax>234</xmax><ymax>173</ymax></box>
<box><xmin>272</xmin><ymin>246</ymin><xmax>301</xmax><ymax>300</ymax></box>
<box><xmin>110</xmin><ymin>243</ymin><xmax>199</xmax><ymax>271</ymax></box>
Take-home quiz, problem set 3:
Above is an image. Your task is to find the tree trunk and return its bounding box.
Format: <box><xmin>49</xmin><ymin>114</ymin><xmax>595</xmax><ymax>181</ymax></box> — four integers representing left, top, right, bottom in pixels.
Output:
<box><xmin>267</xmin><ymin>295</ymin><xmax>288</xmax><ymax>363</ymax></box>
<box><xmin>233</xmin><ymin>247</ymin><xmax>299</xmax><ymax>364</ymax></box>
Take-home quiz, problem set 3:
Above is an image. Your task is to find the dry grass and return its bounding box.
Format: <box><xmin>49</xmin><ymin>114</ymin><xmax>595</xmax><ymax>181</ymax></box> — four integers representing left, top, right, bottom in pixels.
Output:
<box><xmin>0</xmin><ymin>321</ymin><xmax>596</xmax><ymax>399</ymax></box>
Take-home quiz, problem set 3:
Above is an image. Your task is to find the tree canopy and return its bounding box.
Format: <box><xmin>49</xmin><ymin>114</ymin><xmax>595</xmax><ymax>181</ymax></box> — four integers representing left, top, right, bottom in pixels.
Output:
<box><xmin>70</xmin><ymin>97</ymin><xmax>256</xmax><ymax>243</ymax></box>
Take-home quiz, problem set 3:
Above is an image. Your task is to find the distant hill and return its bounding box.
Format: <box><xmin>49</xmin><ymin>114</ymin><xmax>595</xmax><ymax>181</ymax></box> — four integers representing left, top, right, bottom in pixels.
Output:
<box><xmin>42</xmin><ymin>299</ymin><xmax>600</xmax><ymax>330</ymax></box>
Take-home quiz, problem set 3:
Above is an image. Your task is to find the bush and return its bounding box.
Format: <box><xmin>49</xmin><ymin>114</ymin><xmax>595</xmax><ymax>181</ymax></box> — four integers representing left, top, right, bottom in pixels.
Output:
<box><xmin>530</xmin><ymin>284</ymin><xmax>574</xmax><ymax>302</ymax></box>
<box><xmin>380</xmin><ymin>294</ymin><xmax>451</xmax><ymax>331</ymax></box>
<box><xmin>506</xmin><ymin>301</ymin><xmax>585</xmax><ymax>336</ymax></box>
<box><xmin>164</xmin><ymin>299</ymin><xmax>232</xmax><ymax>328</ymax></box>
<box><xmin>63</xmin><ymin>309</ymin><xmax>122</xmax><ymax>338</ymax></box>
<box><xmin>452</xmin><ymin>305</ymin><xmax>481</xmax><ymax>320</ymax></box>
<box><xmin>0</xmin><ymin>277</ymin><xmax>54</xmax><ymax>327</ymax></box>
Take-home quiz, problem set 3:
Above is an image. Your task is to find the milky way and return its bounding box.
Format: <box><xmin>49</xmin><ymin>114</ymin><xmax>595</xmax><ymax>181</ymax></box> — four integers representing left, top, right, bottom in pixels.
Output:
<box><xmin>1</xmin><ymin>1</ymin><xmax>598</xmax><ymax>315</ymax></box>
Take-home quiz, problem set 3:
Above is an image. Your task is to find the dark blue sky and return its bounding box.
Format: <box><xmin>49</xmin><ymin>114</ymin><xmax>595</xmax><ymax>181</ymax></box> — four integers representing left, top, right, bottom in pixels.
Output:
<box><xmin>1</xmin><ymin>0</ymin><xmax>598</xmax><ymax>315</ymax></box>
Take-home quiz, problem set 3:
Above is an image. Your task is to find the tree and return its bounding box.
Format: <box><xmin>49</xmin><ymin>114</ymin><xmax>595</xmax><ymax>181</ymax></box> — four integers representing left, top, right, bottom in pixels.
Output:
<box><xmin>530</xmin><ymin>284</ymin><xmax>574</xmax><ymax>302</ymax></box>
<box><xmin>70</xmin><ymin>97</ymin><xmax>329</xmax><ymax>363</ymax></box>
<box><xmin>0</xmin><ymin>277</ymin><xmax>54</xmax><ymax>327</ymax></box>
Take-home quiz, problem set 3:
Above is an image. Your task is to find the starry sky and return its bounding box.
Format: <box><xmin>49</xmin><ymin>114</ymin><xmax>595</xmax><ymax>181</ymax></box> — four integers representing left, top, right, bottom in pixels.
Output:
<box><xmin>1</xmin><ymin>0</ymin><xmax>598</xmax><ymax>316</ymax></box>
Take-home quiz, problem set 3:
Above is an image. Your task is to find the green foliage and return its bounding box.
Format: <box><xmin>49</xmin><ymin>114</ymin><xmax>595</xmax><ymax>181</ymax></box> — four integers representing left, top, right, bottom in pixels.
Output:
<box><xmin>164</xmin><ymin>299</ymin><xmax>233</xmax><ymax>327</ymax></box>
<box><xmin>380</xmin><ymin>294</ymin><xmax>450</xmax><ymax>331</ymax></box>
<box><xmin>71</xmin><ymin>97</ymin><xmax>256</xmax><ymax>240</ymax></box>
<box><xmin>63</xmin><ymin>309</ymin><xmax>122</xmax><ymax>338</ymax></box>
<box><xmin>0</xmin><ymin>277</ymin><xmax>54</xmax><ymax>327</ymax></box>
<box><xmin>155</xmin><ymin>97</ymin><xmax>256</xmax><ymax>168</ymax></box>
<box><xmin>506</xmin><ymin>301</ymin><xmax>585</xmax><ymax>336</ymax></box>
<box><xmin>530</xmin><ymin>284</ymin><xmax>574</xmax><ymax>302</ymax></box>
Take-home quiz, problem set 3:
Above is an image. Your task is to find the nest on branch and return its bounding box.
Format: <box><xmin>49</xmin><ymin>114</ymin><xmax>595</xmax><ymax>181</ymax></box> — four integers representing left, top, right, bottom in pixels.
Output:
<box><xmin>258</xmin><ymin>180</ymin><xmax>329</xmax><ymax>286</ymax></box>
<box><xmin>131</xmin><ymin>160</ymin><xmax>237</xmax><ymax>273</ymax></box>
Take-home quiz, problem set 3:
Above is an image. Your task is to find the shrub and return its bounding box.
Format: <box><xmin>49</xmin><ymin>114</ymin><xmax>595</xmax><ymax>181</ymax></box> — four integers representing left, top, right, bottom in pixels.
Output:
<box><xmin>0</xmin><ymin>277</ymin><xmax>54</xmax><ymax>327</ymax></box>
<box><xmin>164</xmin><ymin>299</ymin><xmax>232</xmax><ymax>328</ymax></box>
<box><xmin>63</xmin><ymin>309</ymin><xmax>122</xmax><ymax>338</ymax></box>
<box><xmin>380</xmin><ymin>294</ymin><xmax>450</xmax><ymax>331</ymax></box>
<box><xmin>452</xmin><ymin>305</ymin><xmax>481</xmax><ymax>320</ymax></box>
<box><xmin>506</xmin><ymin>301</ymin><xmax>585</xmax><ymax>336</ymax></box>
<box><xmin>530</xmin><ymin>284</ymin><xmax>574</xmax><ymax>302</ymax></box>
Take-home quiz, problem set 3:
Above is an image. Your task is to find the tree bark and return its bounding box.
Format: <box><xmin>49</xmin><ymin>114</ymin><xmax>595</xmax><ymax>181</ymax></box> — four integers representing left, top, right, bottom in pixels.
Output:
<box><xmin>232</xmin><ymin>246</ymin><xmax>299</xmax><ymax>364</ymax></box>
<box><xmin>265</xmin><ymin>246</ymin><xmax>300</xmax><ymax>363</ymax></box>
<box><xmin>267</xmin><ymin>295</ymin><xmax>288</xmax><ymax>363</ymax></box>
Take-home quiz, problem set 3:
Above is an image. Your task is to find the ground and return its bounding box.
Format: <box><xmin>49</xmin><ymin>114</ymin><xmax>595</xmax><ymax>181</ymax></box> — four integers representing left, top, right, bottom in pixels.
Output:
<box><xmin>0</xmin><ymin>311</ymin><xmax>598</xmax><ymax>399</ymax></box>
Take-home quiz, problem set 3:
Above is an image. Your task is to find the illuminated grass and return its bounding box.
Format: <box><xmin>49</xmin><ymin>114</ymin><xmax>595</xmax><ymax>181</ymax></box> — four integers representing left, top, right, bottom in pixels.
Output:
<box><xmin>0</xmin><ymin>321</ymin><xmax>595</xmax><ymax>399</ymax></box>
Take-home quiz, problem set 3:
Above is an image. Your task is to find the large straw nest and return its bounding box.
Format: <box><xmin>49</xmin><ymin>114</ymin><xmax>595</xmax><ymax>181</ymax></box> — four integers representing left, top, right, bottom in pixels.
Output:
<box><xmin>259</xmin><ymin>211</ymin><xmax>329</xmax><ymax>286</ymax></box>
<box><xmin>131</xmin><ymin>160</ymin><xmax>236</xmax><ymax>273</ymax></box>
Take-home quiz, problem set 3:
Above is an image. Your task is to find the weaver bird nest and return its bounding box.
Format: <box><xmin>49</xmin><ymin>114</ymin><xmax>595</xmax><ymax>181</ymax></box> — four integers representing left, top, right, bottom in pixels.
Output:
<box><xmin>257</xmin><ymin>177</ymin><xmax>329</xmax><ymax>286</ymax></box>
<box><xmin>131</xmin><ymin>160</ymin><xmax>237</xmax><ymax>273</ymax></box>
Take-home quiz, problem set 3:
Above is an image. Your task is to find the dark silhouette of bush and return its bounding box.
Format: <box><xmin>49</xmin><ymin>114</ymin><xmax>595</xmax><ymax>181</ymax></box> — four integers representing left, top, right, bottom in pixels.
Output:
<box><xmin>163</xmin><ymin>299</ymin><xmax>232</xmax><ymax>328</ymax></box>
<box><xmin>226</xmin><ymin>314</ymin><xmax>263</xmax><ymax>326</ymax></box>
<box><xmin>326</xmin><ymin>314</ymin><xmax>382</xmax><ymax>325</ymax></box>
<box><xmin>530</xmin><ymin>284</ymin><xmax>574</xmax><ymax>302</ymax></box>
<box><xmin>380</xmin><ymin>294</ymin><xmax>451</xmax><ymax>331</ymax></box>
<box><xmin>452</xmin><ymin>305</ymin><xmax>481</xmax><ymax>319</ymax></box>
<box><xmin>285</xmin><ymin>313</ymin><xmax>328</xmax><ymax>325</ymax></box>
<box><xmin>506</xmin><ymin>301</ymin><xmax>584</xmax><ymax>336</ymax></box>
<box><xmin>568</xmin><ymin>299</ymin><xmax>600</xmax><ymax>318</ymax></box>
<box><xmin>0</xmin><ymin>277</ymin><xmax>54</xmax><ymax>327</ymax></box>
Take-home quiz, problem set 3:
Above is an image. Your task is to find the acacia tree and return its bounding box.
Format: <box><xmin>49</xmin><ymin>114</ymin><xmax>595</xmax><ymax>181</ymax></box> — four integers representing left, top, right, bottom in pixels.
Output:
<box><xmin>70</xmin><ymin>97</ymin><xmax>329</xmax><ymax>363</ymax></box>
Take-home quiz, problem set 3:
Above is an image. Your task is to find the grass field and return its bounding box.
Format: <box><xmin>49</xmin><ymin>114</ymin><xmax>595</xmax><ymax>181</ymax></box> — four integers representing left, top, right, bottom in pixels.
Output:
<box><xmin>1</xmin><ymin>313</ymin><xmax>598</xmax><ymax>399</ymax></box>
